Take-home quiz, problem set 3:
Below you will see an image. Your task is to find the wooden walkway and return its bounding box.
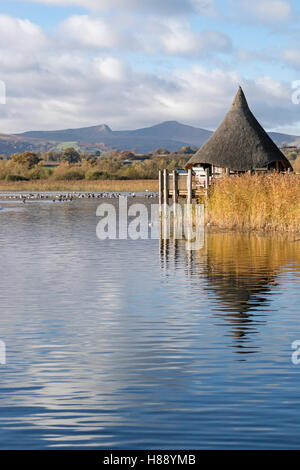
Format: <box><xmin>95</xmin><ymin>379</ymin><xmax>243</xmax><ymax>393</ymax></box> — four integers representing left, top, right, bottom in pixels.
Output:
<box><xmin>158</xmin><ymin>167</ymin><xmax>294</xmax><ymax>205</ymax></box>
<box><xmin>158</xmin><ymin>169</ymin><xmax>207</xmax><ymax>205</ymax></box>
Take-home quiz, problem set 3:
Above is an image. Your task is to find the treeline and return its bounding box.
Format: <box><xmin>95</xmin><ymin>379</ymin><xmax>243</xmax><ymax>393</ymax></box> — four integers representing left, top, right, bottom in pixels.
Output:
<box><xmin>0</xmin><ymin>146</ymin><xmax>195</xmax><ymax>181</ymax></box>
<box><xmin>281</xmin><ymin>148</ymin><xmax>300</xmax><ymax>172</ymax></box>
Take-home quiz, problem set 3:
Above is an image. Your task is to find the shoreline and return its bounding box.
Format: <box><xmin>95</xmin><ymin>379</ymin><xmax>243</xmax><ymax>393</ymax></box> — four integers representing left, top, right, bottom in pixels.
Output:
<box><xmin>0</xmin><ymin>190</ymin><xmax>157</xmax><ymax>201</ymax></box>
<box><xmin>0</xmin><ymin>179</ymin><xmax>158</xmax><ymax>193</ymax></box>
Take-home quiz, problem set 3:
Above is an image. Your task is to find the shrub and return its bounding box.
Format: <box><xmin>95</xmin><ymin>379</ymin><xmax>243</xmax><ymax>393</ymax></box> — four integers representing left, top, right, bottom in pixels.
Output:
<box><xmin>293</xmin><ymin>156</ymin><xmax>300</xmax><ymax>173</ymax></box>
<box><xmin>85</xmin><ymin>170</ymin><xmax>108</xmax><ymax>180</ymax></box>
<box><xmin>27</xmin><ymin>167</ymin><xmax>48</xmax><ymax>180</ymax></box>
<box><xmin>5</xmin><ymin>174</ymin><xmax>29</xmax><ymax>182</ymax></box>
<box><xmin>53</xmin><ymin>169</ymin><xmax>85</xmax><ymax>180</ymax></box>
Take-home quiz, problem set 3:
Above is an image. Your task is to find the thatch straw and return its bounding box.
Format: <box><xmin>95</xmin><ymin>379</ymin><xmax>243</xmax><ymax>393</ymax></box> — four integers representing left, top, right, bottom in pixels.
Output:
<box><xmin>186</xmin><ymin>87</ymin><xmax>292</xmax><ymax>171</ymax></box>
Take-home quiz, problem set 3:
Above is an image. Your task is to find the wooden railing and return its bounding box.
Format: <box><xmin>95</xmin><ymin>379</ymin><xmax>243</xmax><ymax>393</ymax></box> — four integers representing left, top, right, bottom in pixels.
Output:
<box><xmin>159</xmin><ymin>169</ymin><xmax>209</xmax><ymax>204</ymax></box>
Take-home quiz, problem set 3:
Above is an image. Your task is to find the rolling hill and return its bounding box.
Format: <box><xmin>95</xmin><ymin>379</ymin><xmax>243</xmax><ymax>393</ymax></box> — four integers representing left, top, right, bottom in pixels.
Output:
<box><xmin>17</xmin><ymin>121</ymin><xmax>205</xmax><ymax>153</ymax></box>
<box><xmin>0</xmin><ymin>121</ymin><xmax>297</xmax><ymax>155</ymax></box>
<box><xmin>0</xmin><ymin>133</ymin><xmax>56</xmax><ymax>155</ymax></box>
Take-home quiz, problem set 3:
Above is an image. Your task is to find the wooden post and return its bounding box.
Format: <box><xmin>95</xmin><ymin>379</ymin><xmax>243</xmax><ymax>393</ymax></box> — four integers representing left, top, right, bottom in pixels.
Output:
<box><xmin>172</xmin><ymin>170</ymin><xmax>178</xmax><ymax>204</ymax></box>
<box><xmin>205</xmin><ymin>168</ymin><xmax>210</xmax><ymax>189</ymax></box>
<box><xmin>225</xmin><ymin>168</ymin><xmax>230</xmax><ymax>176</ymax></box>
<box><xmin>187</xmin><ymin>168</ymin><xmax>192</xmax><ymax>204</ymax></box>
<box><xmin>163</xmin><ymin>169</ymin><xmax>169</xmax><ymax>207</ymax></box>
<box><xmin>158</xmin><ymin>170</ymin><xmax>163</xmax><ymax>211</ymax></box>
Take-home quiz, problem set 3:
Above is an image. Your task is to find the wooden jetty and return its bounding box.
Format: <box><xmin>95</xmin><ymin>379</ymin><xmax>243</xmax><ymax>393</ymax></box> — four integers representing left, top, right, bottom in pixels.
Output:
<box><xmin>158</xmin><ymin>168</ymin><xmax>208</xmax><ymax>206</ymax></box>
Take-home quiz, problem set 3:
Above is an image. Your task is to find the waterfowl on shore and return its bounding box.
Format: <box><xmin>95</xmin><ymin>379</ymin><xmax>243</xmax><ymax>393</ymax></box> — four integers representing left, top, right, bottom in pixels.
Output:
<box><xmin>0</xmin><ymin>191</ymin><xmax>158</xmax><ymax>202</ymax></box>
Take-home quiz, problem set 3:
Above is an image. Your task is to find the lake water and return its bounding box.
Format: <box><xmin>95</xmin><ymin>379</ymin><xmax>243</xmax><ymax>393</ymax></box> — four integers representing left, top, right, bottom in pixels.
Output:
<box><xmin>0</xmin><ymin>197</ymin><xmax>300</xmax><ymax>449</ymax></box>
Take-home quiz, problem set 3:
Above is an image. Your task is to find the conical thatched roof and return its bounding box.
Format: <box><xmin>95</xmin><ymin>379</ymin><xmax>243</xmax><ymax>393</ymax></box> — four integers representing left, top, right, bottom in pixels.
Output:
<box><xmin>186</xmin><ymin>87</ymin><xmax>292</xmax><ymax>171</ymax></box>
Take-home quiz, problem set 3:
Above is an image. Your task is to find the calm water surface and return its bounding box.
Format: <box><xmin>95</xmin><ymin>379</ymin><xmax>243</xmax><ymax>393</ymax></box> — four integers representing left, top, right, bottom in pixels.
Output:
<box><xmin>0</xmin><ymin>197</ymin><xmax>300</xmax><ymax>449</ymax></box>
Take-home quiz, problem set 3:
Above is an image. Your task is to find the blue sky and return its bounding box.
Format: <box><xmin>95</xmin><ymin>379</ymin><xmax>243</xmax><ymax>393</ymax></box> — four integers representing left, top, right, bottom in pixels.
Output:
<box><xmin>0</xmin><ymin>1</ymin><xmax>85</xmax><ymax>26</ymax></box>
<box><xmin>0</xmin><ymin>0</ymin><xmax>299</xmax><ymax>134</ymax></box>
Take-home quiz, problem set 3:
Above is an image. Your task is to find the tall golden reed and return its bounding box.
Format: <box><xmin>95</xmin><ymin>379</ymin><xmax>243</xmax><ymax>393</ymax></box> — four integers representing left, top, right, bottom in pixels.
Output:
<box><xmin>207</xmin><ymin>173</ymin><xmax>300</xmax><ymax>233</ymax></box>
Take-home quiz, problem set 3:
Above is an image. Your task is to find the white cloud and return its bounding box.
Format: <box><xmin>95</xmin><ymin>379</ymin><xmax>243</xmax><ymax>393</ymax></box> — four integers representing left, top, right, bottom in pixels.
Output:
<box><xmin>59</xmin><ymin>15</ymin><xmax>125</xmax><ymax>49</ymax></box>
<box><xmin>254</xmin><ymin>76</ymin><xmax>288</xmax><ymax>99</ymax></box>
<box><xmin>239</xmin><ymin>0</ymin><xmax>292</xmax><ymax>24</ymax></box>
<box><xmin>241</xmin><ymin>77</ymin><xmax>295</xmax><ymax>129</ymax></box>
<box><xmin>235</xmin><ymin>49</ymin><xmax>273</xmax><ymax>62</ymax></box>
<box><xmin>94</xmin><ymin>57</ymin><xmax>130</xmax><ymax>81</ymax></box>
<box><xmin>0</xmin><ymin>14</ymin><xmax>49</xmax><ymax>72</ymax></box>
<box><xmin>20</xmin><ymin>0</ymin><xmax>205</xmax><ymax>14</ymax></box>
<box><xmin>191</xmin><ymin>0</ymin><xmax>218</xmax><ymax>16</ymax></box>
<box><xmin>0</xmin><ymin>13</ymin><xmax>298</xmax><ymax>136</ymax></box>
<box><xmin>1</xmin><ymin>47</ymin><xmax>297</xmax><ymax>135</ymax></box>
<box><xmin>159</xmin><ymin>20</ymin><xmax>232</xmax><ymax>56</ymax></box>
<box><xmin>0</xmin><ymin>14</ymin><xmax>47</xmax><ymax>52</ymax></box>
<box><xmin>58</xmin><ymin>14</ymin><xmax>230</xmax><ymax>58</ymax></box>
<box><xmin>282</xmin><ymin>49</ymin><xmax>300</xmax><ymax>68</ymax></box>
<box><xmin>152</xmin><ymin>66</ymin><xmax>240</xmax><ymax>125</ymax></box>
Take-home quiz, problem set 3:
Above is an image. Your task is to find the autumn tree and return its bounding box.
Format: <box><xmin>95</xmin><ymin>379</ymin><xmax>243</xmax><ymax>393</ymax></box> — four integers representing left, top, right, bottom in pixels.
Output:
<box><xmin>61</xmin><ymin>147</ymin><xmax>81</xmax><ymax>164</ymax></box>
<box><xmin>11</xmin><ymin>152</ymin><xmax>41</xmax><ymax>169</ymax></box>
<box><xmin>152</xmin><ymin>148</ymin><xmax>170</xmax><ymax>155</ymax></box>
<box><xmin>118</xmin><ymin>150</ymin><xmax>135</xmax><ymax>161</ymax></box>
<box><xmin>177</xmin><ymin>145</ymin><xmax>198</xmax><ymax>154</ymax></box>
<box><xmin>85</xmin><ymin>154</ymin><xmax>97</xmax><ymax>164</ymax></box>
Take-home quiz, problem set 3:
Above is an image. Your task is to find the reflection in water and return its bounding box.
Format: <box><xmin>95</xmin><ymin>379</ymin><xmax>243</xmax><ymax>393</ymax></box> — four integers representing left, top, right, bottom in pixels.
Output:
<box><xmin>160</xmin><ymin>231</ymin><xmax>300</xmax><ymax>352</ymax></box>
<box><xmin>1</xmin><ymin>199</ymin><xmax>300</xmax><ymax>449</ymax></box>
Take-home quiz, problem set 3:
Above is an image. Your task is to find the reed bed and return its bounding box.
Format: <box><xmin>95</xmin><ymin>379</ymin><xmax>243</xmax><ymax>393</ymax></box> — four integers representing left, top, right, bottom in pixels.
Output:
<box><xmin>207</xmin><ymin>173</ymin><xmax>300</xmax><ymax>233</ymax></box>
<box><xmin>0</xmin><ymin>179</ymin><xmax>158</xmax><ymax>192</ymax></box>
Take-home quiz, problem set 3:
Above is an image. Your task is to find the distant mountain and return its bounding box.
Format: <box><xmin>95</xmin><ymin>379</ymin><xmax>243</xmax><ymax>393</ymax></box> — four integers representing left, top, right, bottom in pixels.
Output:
<box><xmin>116</xmin><ymin>121</ymin><xmax>213</xmax><ymax>147</ymax></box>
<box><xmin>17</xmin><ymin>121</ymin><xmax>208</xmax><ymax>153</ymax></box>
<box><xmin>0</xmin><ymin>133</ymin><xmax>56</xmax><ymax>155</ymax></box>
<box><xmin>268</xmin><ymin>132</ymin><xmax>300</xmax><ymax>147</ymax></box>
<box><xmin>19</xmin><ymin>124</ymin><xmax>113</xmax><ymax>142</ymax></box>
<box><xmin>0</xmin><ymin>121</ymin><xmax>297</xmax><ymax>155</ymax></box>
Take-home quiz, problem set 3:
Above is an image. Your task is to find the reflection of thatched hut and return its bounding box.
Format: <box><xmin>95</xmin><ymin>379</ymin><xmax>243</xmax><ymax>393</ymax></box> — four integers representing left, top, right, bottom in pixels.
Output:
<box><xmin>160</xmin><ymin>233</ymin><xmax>300</xmax><ymax>351</ymax></box>
<box><xmin>186</xmin><ymin>87</ymin><xmax>292</xmax><ymax>180</ymax></box>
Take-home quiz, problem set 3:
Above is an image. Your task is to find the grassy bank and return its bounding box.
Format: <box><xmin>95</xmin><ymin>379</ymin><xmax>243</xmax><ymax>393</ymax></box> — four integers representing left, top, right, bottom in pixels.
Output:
<box><xmin>207</xmin><ymin>173</ymin><xmax>300</xmax><ymax>233</ymax></box>
<box><xmin>0</xmin><ymin>179</ymin><xmax>158</xmax><ymax>192</ymax></box>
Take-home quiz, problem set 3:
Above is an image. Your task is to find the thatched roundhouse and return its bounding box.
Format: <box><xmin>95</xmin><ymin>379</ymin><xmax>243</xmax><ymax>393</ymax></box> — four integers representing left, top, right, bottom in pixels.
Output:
<box><xmin>186</xmin><ymin>87</ymin><xmax>292</xmax><ymax>179</ymax></box>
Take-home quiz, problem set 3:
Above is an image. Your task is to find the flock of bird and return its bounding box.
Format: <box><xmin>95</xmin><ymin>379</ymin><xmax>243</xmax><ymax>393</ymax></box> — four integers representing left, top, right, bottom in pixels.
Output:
<box><xmin>0</xmin><ymin>192</ymin><xmax>158</xmax><ymax>203</ymax></box>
